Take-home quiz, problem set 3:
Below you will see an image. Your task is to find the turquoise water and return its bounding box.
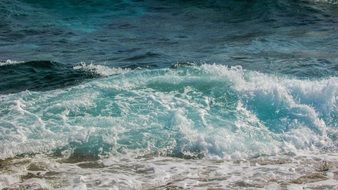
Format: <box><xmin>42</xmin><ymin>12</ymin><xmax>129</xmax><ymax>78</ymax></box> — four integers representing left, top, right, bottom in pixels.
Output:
<box><xmin>1</xmin><ymin>63</ymin><xmax>337</xmax><ymax>160</ymax></box>
<box><xmin>0</xmin><ymin>0</ymin><xmax>338</xmax><ymax>189</ymax></box>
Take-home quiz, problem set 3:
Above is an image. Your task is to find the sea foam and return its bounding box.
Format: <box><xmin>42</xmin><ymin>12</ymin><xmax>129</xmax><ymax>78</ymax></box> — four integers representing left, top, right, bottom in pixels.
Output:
<box><xmin>0</xmin><ymin>64</ymin><xmax>337</xmax><ymax>160</ymax></box>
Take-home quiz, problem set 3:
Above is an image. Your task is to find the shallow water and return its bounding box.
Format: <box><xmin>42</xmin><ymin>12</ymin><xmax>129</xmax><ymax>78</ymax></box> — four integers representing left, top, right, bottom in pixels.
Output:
<box><xmin>0</xmin><ymin>0</ymin><xmax>338</xmax><ymax>189</ymax></box>
<box><xmin>1</xmin><ymin>152</ymin><xmax>338</xmax><ymax>189</ymax></box>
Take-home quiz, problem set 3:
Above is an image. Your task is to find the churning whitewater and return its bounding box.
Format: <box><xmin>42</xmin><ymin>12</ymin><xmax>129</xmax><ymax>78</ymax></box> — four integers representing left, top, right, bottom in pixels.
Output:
<box><xmin>1</xmin><ymin>0</ymin><xmax>338</xmax><ymax>189</ymax></box>
<box><xmin>1</xmin><ymin>64</ymin><xmax>337</xmax><ymax>160</ymax></box>
<box><xmin>1</xmin><ymin>63</ymin><xmax>337</xmax><ymax>189</ymax></box>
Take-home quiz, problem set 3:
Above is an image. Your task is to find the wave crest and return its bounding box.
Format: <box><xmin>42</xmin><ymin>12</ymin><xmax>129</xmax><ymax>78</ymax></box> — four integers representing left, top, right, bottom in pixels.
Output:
<box><xmin>73</xmin><ymin>62</ymin><xmax>129</xmax><ymax>76</ymax></box>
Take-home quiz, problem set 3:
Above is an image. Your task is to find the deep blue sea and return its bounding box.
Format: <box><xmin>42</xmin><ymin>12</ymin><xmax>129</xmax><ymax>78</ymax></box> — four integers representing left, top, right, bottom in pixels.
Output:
<box><xmin>0</xmin><ymin>0</ymin><xmax>338</xmax><ymax>189</ymax></box>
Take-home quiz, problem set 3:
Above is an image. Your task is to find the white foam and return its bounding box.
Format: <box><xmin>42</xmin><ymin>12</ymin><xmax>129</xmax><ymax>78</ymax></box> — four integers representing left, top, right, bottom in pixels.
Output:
<box><xmin>0</xmin><ymin>60</ymin><xmax>23</xmax><ymax>66</ymax></box>
<box><xmin>310</xmin><ymin>0</ymin><xmax>338</xmax><ymax>4</ymax></box>
<box><xmin>0</xmin><ymin>64</ymin><xmax>337</xmax><ymax>160</ymax></box>
<box><xmin>73</xmin><ymin>62</ymin><xmax>129</xmax><ymax>76</ymax></box>
<box><xmin>1</xmin><ymin>153</ymin><xmax>338</xmax><ymax>189</ymax></box>
<box><xmin>0</xmin><ymin>62</ymin><xmax>338</xmax><ymax>188</ymax></box>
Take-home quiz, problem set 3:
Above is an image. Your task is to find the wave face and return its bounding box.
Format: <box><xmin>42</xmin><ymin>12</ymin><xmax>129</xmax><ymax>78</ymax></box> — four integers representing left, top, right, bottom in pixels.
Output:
<box><xmin>0</xmin><ymin>64</ymin><xmax>337</xmax><ymax>160</ymax></box>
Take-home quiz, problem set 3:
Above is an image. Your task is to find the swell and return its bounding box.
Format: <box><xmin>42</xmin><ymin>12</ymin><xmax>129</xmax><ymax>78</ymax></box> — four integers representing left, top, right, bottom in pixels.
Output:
<box><xmin>0</xmin><ymin>60</ymin><xmax>164</xmax><ymax>94</ymax></box>
<box><xmin>1</xmin><ymin>0</ymin><xmax>337</xmax><ymax>74</ymax></box>
<box><xmin>0</xmin><ymin>60</ymin><xmax>100</xmax><ymax>94</ymax></box>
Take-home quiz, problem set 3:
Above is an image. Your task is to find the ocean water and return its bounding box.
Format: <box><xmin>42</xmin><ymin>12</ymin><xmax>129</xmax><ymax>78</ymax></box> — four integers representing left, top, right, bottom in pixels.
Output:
<box><xmin>0</xmin><ymin>0</ymin><xmax>338</xmax><ymax>189</ymax></box>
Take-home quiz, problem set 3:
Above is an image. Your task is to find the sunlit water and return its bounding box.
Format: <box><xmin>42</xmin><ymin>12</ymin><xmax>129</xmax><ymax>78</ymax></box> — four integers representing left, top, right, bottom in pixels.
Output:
<box><xmin>0</xmin><ymin>0</ymin><xmax>337</xmax><ymax>189</ymax></box>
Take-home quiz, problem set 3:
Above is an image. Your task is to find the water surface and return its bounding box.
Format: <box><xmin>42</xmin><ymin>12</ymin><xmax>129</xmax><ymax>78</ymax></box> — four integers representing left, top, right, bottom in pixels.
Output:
<box><xmin>0</xmin><ymin>0</ymin><xmax>337</xmax><ymax>189</ymax></box>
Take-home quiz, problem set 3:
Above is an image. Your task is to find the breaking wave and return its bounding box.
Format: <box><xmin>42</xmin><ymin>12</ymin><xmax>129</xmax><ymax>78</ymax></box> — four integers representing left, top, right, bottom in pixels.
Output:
<box><xmin>0</xmin><ymin>64</ymin><xmax>336</xmax><ymax>160</ymax></box>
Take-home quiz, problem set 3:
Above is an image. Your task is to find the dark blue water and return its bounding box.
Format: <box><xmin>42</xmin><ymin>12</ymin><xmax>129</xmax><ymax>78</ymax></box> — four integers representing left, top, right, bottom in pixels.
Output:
<box><xmin>0</xmin><ymin>1</ymin><xmax>338</xmax><ymax>189</ymax></box>
<box><xmin>1</xmin><ymin>0</ymin><xmax>338</xmax><ymax>74</ymax></box>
